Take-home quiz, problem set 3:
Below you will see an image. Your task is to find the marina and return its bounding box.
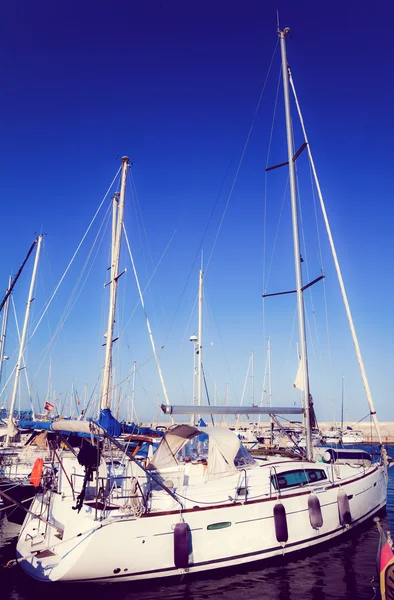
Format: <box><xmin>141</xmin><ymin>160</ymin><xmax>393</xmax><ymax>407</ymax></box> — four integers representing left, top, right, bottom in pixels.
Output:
<box><xmin>0</xmin><ymin>3</ymin><xmax>393</xmax><ymax>600</ymax></box>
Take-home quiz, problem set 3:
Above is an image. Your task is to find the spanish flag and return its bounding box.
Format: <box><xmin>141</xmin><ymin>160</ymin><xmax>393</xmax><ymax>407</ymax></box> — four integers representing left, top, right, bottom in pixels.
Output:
<box><xmin>377</xmin><ymin>522</ymin><xmax>394</xmax><ymax>600</ymax></box>
<box><xmin>44</xmin><ymin>400</ymin><xmax>54</xmax><ymax>412</ymax></box>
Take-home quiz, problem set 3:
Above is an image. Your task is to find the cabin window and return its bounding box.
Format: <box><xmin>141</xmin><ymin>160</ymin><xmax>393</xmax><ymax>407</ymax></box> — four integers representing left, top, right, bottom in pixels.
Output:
<box><xmin>271</xmin><ymin>469</ymin><xmax>327</xmax><ymax>490</ymax></box>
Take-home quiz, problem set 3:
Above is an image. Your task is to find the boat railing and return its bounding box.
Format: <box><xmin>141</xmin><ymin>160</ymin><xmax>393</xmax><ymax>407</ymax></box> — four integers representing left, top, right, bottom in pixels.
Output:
<box><xmin>269</xmin><ymin>465</ymin><xmax>280</xmax><ymax>498</ymax></box>
<box><xmin>235</xmin><ymin>468</ymin><xmax>248</xmax><ymax>503</ymax></box>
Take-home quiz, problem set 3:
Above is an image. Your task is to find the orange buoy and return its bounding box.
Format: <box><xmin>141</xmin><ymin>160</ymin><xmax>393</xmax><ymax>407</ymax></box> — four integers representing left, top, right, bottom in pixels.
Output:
<box><xmin>30</xmin><ymin>458</ymin><xmax>44</xmax><ymax>487</ymax></box>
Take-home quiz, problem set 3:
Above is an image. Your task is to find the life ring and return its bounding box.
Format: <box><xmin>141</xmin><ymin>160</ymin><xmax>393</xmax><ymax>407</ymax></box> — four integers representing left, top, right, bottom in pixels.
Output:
<box><xmin>30</xmin><ymin>458</ymin><xmax>44</xmax><ymax>487</ymax></box>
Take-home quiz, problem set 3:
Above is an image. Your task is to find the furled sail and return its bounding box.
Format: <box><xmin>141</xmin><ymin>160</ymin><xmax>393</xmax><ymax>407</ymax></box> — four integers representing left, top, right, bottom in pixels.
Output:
<box><xmin>293</xmin><ymin>360</ymin><xmax>304</xmax><ymax>391</ymax></box>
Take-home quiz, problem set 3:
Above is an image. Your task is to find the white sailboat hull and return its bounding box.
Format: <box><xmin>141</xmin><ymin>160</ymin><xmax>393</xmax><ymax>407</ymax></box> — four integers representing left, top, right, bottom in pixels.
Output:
<box><xmin>16</xmin><ymin>461</ymin><xmax>387</xmax><ymax>583</ymax></box>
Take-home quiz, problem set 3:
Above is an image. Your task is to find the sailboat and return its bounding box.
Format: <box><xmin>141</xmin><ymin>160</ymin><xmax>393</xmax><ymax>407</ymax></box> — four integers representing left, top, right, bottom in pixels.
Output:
<box><xmin>0</xmin><ymin>235</ymin><xmax>51</xmax><ymax>515</ymax></box>
<box><xmin>15</xmin><ymin>29</ymin><xmax>388</xmax><ymax>583</ymax></box>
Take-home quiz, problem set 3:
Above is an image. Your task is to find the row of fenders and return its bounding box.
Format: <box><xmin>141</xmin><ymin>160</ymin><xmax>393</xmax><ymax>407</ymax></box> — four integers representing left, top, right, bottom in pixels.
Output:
<box><xmin>174</xmin><ymin>489</ymin><xmax>352</xmax><ymax>568</ymax></box>
<box><xmin>274</xmin><ymin>489</ymin><xmax>351</xmax><ymax>543</ymax></box>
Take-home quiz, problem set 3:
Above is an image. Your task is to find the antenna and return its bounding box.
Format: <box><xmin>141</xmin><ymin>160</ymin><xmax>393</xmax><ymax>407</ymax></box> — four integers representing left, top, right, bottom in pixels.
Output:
<box><xmin>276</xmin><ymin>10</ymin><xmax>280</xmax><ymax>31</ymax></box>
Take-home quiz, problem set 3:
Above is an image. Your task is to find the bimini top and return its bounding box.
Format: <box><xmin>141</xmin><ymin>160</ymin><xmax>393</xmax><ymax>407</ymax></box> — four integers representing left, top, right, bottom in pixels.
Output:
<box><xmin>150</xmin><ymin>424</ymin><xmax>243</xmax><ymax>478</ymax></box>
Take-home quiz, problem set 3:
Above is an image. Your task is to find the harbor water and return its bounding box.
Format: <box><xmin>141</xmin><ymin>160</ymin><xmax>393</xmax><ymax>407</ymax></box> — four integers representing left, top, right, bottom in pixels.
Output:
<box><xmin>0</xmin><ymin>445</ymin><xmax>392</xmax><ymax>600</ymax></box>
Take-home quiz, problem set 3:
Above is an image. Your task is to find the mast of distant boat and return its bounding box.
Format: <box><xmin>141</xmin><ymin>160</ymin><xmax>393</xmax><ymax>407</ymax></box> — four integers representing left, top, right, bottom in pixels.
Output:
<box><xmin>0</xmin><ymin>275</ymin><xmax>12</xmax><ymax>387</ymax></box>
<box><xmin>341</xmin><ymin>375</ymin><xmax>345</xmax><ymax>434</ymax></box>
<box><xmin>278</xmin><ymin>27</ymin><xmax>312</xmax><ymax>460</ymax></box>
<box><xmin>100</xmin><ymin>156</ymin><xmax>129</xmax><ymax>411</ymax></box>
<box><xmin>131</xmin><ymin>360</ymin><xmax>136</xmax><ymax>423</ymax></box>
<box><xmin>5</xmin><ymin>235</ymin><xmax>43</xmax><ymax>446</ymax></box>
<box><xmin>197</xmin><ymin>257</ymin><xmax>204</xmax><ymax>425</ymax></box>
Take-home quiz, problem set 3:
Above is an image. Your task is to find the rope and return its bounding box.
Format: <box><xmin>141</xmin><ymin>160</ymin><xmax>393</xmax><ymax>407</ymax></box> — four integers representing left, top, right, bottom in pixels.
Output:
<box><xmin>123</xmin><ymin>223</ymin><xmax>171</xmax><ymax>410</ymax></box>
<box><xmin>119</xmin><ymin>225</ymin><xmax>177</xmax><ymax>339</ymax></box>
<box><xmin>159</xmin><ymin>40</ymin><xmax>279</xmax><ymax>354</ymax></box>
<box><xmin>205</xmin><ymin>40</ymin><xmax>279</xmax><ymax>275</ymax></box>
<box><xmin>288</xmin><ymin>68</ymin><xmax>382</xmax><ymax>445</ymax></box>
<box><xmin>351</xmin><ymin>413</ymin><xmax>371</xmax><ymax>427</ymax></box>
<box><xmin>262</xmin><ymin>66</ymin><xmax>282</xmax><ymax>371</ymax></box>
<box><xmin>28</xmin><ymin>166</ymin><xmax>121</xmax><ymax>342</ymax></box>
<box><xmin>0</xmin><ymin>240</ymin><xmax>36</xmax><ymax>314</ymax></box>
<box><xmin>129</xmin><ymin>171</ymin><xmax>167</xmax><ymax>327</ymax></box>
<box><xmin>30</xmin><ymin>202</ymin><xmax>112</xmax><ymax>385</ymax></box>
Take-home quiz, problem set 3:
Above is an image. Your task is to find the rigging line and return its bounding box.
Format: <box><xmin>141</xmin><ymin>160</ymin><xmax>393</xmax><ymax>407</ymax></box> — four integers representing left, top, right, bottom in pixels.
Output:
<box><xmin>262</xmin><ymin>65</ymin><xmax>282</xmax><ymax>372</ymax></box>
<box><xmin>0</xmin><ymin>365</ymin><xmax>17</xmax><ymax>402</ymax></box>
<box><xmin>129</xmin><ymin>173</ymin><xmax>154</xmax><ymax>305</ymax></box>
<box><xmin>122</xmin><ymin>223</ymin><xmax>171</xmax><ymax>410</ymax></box>
<box><xmin>303</xmin><ymin>304</ymin><xmax>316</xmax><ymax>359</ymax></box>
<box><xmin>198</xmin><ymin>283</ymin><xmax>239</xmax><ymax>407</ymax></box>
<box><xmin>308</xmin><ymin>161</ymin><xmax>333</xmax><ymax>389</ymax></box>
<box><xmin>212</xmin><ymin>323</ymin><xmax>239</xmax><ymax>406</ymax></box>
<box><xmin>139</xmin><ymin>383</ymin><xmax>157</xmax><ymax>414</ymax></box>
<box><xmin>28</xmin><ymin>166</ymin><xmax>122</xmax><ymax>342</ymax></box>
<box><xmin>277</xmin><ymin>301</ymin><xmax>298</xmax><ymax>401</ymax></box>
<box><xmin>163</xmin><ymin>148</ymin><xmax>238</xmax><ymax>348</ymax></box>
<box><xmin>205</xmin><ymin>39</ymin><xmax>279</xmax><ymax>275</ymax></box>
<box><xmin>201</xmin><ymin>365</ymin><xmax>214</xmax><ymax>425</ymax></box>
<box><xmin>129</xmin><ymin>171</ymin><xmax>168</xmax><ymax>325</ymax></box>
<box><xmin>83</xmin><ymin>373</ymin><xmax>102</xmax><ymax>418</ymax></box>
<box><xmin>180</xmin><ymin>289</ymin><xmax>198</xmax><ymax>350</ymax></box>
<box><xmin>163</xmin><ymin>41</ymin><xmax>279</xmax><ymax>350</ymax></box>
<box><xmin>0</xmin><ymin>240</ymin><xmax>36</xmax><ymax>314</ymax></box>
<box><xmin>119</xmin><ymin>224</ymin><xmax>178</xmax><ymax>339</ymax></box>
<box><xmin>41</xmin><ymin>242</ymin><xmax>55</xmax><ymax>341</ymax></box>
<box><xmin>240</xmin><ymin>354</ymin><xmax>252</xmax><ymax>407</ymax></box>
<box><xmin>263</xmin><ymin>177</ymin><xmax>289</xmax><ymax>292</ymax></box>
<box><xmin>33</xmin><ymin>197</ymin><xmax>111</xmax><ymax>349</ymax></box>
<box><xmin>288</xmin><ymin>68</ymin><xmax>382</xmax><ymax>444</ymax></box>
<box><xmin>292</xmin><ymin>122</ymin><xmax>324</xmax><ymax>374</ymax></box>
<box><xmin>29</xmin><ymin>203</ymin><xmax>112</xmax><ymax>384</ymax></box>
<box><xmin>351</xmin><ymin>413</ymin><xmax>371</xmax><ymax>427</ymax></box>
<box><xmin>294</xmin><ymin>161</ymin><xmax>317</xmax><ymax>359</ymax></box>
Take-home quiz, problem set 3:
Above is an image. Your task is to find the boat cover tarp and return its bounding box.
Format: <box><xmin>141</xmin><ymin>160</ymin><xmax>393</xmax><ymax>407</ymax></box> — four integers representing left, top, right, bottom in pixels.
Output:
<box><xmin>151</xmin><ymin>424</ymin><xmax>241</xmax><ymax>478</ymax></box>
<box><xmin>123</xmin><ymin>422</ymin><xmax>164</xmax><ymax>437</ymax></box>
<box><xmin>16</xmin><ymin>419</ymin><xmax>98</xmax><ymax>435</ymax></box>
<box><xmin>97</xmin><ymin>408</ymin><xmax>121</xmax><ymax>437</ymax></box>
<box><xmin>17</xmin><ymin>410</ymin><xmax>121</xmax><ymax>436</ymax></box>
<box><xmin>17</xmin><ymin>420</ymin><xmax>53</xmax><ymax>431</ymax></box>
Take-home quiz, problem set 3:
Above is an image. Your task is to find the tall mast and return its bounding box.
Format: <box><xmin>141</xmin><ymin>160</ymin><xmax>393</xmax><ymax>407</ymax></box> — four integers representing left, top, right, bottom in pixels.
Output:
<box><xmin>251</xmin><ymin>350</ymin><xmax>255</xmax><ymax>405</ymax></box>
<box><xmin>268</xmin><ymin>339</ymin><xmax>274</xmax><ymax>445</ymax></box>
<box><xmin>101</xmin><ymin>156</ymin><xmax>129</xmax><ymax>411</ymax></box>
<box><xmin>197</xmin><ymin>259</ymin><xmax>204</xmax><ymax>424</ymax></box>
<box><xmin>0</xmin><ymin>275</ymin><xmax>12</xmax><ymax>386</ymax></box>
<box><xmin>6</xmin><ymin>235</ymin><xmax>43</xmax><ymax>446</ymax></box>
<box><xmin>341</xmin><ymin>375</ymin><xmax>345</xmax><ymax>433</ymax></box>
<box><xmin>278</xmin><ymin>28</ymin><xmax>312</xmax><ymax>460</ymax></box>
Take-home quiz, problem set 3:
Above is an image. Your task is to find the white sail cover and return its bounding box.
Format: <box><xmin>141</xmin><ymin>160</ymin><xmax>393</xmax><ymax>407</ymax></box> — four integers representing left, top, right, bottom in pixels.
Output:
<box><xmin>50</xmin><ymin>420</ymin><xmax>100</xmax><ymax>433</ymax></box>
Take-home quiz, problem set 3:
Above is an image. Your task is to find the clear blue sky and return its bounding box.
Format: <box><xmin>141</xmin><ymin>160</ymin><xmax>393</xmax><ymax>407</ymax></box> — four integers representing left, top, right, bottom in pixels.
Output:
<box><xmin>1</xmin><ymin>1</ymin><xmax>393</xmax><ymax>425</ymax></box>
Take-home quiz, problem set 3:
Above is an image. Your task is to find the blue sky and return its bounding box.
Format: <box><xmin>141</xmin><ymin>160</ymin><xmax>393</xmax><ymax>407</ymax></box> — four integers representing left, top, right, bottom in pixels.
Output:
<box><xmin>0</xmin><ymin>1</ymin><xmax>393</xmax><ymax>425</ymax></box>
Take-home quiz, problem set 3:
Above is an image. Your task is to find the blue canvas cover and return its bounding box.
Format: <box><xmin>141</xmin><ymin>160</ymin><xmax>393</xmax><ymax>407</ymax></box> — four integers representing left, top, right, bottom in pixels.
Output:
<box><xmin>123</xmin><ymin>422</ymin><xmax>164</xmax><ymax>437</ymax></box>
<box><xmin>97</xmin><ymin>408</ymin><xmax>121</xmax><ymax>437</ymax></box>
